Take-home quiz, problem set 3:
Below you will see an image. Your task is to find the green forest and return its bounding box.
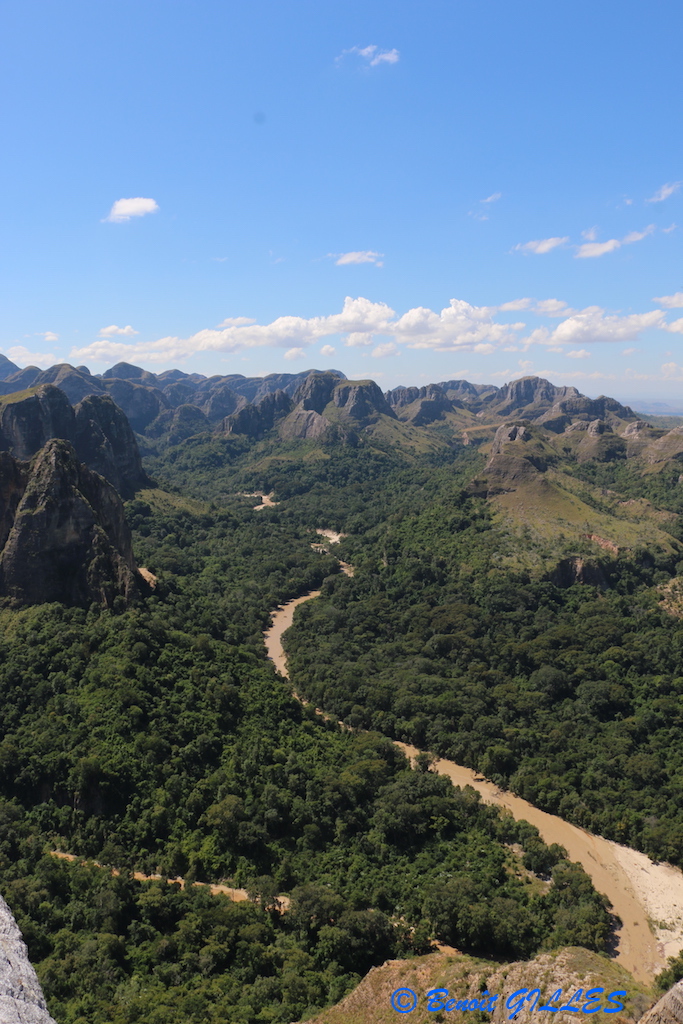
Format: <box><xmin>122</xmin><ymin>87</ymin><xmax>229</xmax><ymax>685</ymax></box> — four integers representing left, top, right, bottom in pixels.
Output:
<box><xmin>3</xmin><ymin>419</ymin><xmax>683</xmax><ymax>1021</ymax></box>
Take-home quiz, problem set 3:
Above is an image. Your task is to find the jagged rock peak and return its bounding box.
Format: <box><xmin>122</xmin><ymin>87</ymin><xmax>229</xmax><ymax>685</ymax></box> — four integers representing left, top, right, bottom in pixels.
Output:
<box><xmin>0</xmin><ymin>385</ymin><xmax>147</xmax><ymax>497</ymax></box>
<box><xmin>331</xmin><ymin>379</ymin><xmax>396</xmax><ymax>421</ymax></box>
<box><xmin>0</xmin><ymin>439</ymin><xmax>143</xmax><ymax>607</ymax></box>
<box><xmin>293</xmin><ymin>372</ymin><xmax>340</xmax><ymax>414</ymax></box>
<box><xmin>223</xmin><ymin>390</ymin><xmax>293</xmax><ymax>439</ymax></box>
<box><xmin>491</xmin><ymin>422</ymin><xmax>531</xmax><ymax>454</ymax></box>
<box><xmin>0</xmin><ymin>893</ymin><xmax>56</xmax><ymax>1023</ymax></box>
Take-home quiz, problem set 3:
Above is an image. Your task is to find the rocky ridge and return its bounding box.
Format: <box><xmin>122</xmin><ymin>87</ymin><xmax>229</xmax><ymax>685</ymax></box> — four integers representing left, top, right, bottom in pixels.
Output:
<box><xmin>0</xmin><ymin>439</ymin><xmax>143</xmax><ymax>607</ymax></box>
<box><xmin>0</xmin><ymin>385</ymin><xmax>147</xmax><ymax>497</ymax></box>
<box><xmin>0</xmin><ymin>893</ymin><xmax>56</xmax><ymax>1024</ymax></box>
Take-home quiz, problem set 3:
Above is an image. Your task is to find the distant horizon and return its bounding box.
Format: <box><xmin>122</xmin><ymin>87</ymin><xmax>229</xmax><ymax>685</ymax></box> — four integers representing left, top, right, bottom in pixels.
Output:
<box><xmin>3</xmin><ymin>350</ymin><xmax>683</xmax><ymax>415</ymax></box>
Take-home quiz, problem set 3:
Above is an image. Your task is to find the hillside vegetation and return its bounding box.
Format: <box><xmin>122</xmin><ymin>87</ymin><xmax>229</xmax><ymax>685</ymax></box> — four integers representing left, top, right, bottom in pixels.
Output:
<box><xmin>3</xmin><ymin>365</ymin><xmax>683</xmax><ymax>1021</ymax></box>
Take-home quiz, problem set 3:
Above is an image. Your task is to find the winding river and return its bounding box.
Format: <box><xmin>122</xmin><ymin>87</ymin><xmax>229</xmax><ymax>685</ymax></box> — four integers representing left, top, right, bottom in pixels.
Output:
<box><xmin>264</xmin><ymin>550</ymin><xmax>683</xmax><ymax>986</ymax></box>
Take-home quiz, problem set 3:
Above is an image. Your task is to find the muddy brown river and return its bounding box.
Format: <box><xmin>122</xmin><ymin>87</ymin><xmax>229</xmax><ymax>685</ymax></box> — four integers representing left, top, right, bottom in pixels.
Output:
<box><xmin>264</xmin><ymin>561</ymin><xmax>683</xmax><ymax>985</ymax></box>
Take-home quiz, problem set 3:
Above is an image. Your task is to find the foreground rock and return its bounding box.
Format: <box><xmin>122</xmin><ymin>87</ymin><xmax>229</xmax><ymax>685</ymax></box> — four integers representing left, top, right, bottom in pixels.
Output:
<box><xmin>0</xmin><ymin>384</ymin><xmax>147</xmax><ymax>497</ymax></box>
<box><xmin>303</xmin><ymin>947</ymin><xmax>654</xmax><ymax>1024</ymax></box>
<box><xmin>640</xmin><ymin>980</ymin><xmax>683</xmax><ymax>1024</ymax></box>
<box><xmin>0</xmin><ymin>439</ymin><xmax>143</xmax><ymax>607</ymax></box>
<box><xmin>0</xmin><ymin>893</ymin><xmax>56</xmax><ymax>1024</ymax></box>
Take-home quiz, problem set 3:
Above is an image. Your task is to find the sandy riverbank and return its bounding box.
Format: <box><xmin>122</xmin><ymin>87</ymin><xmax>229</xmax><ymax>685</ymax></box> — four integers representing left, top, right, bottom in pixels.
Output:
<box><xmin>265</xmin><ymin>570</ymin><xmax>683</xmax><ymax>985</ymax></box>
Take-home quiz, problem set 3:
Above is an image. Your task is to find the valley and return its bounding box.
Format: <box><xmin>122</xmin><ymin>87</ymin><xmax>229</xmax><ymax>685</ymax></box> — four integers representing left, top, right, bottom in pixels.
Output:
<box><xmin>3</xmin><ymin>361</ymin><xmax>683</xmax><ymax>1021</ymax></box>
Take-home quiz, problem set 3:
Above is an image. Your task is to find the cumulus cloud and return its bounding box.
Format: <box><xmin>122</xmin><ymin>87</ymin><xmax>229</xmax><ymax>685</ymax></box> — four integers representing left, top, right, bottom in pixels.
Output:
<box><xmin>575</xmin><ymin>224</ymin><xmax>655</xmax><ymax>258</ymax></box>
<box><xmin>104</xmin><ymin>197</ymin><xmax>159</xmax><ymax>223</ymax></box>
<box><xmin>41</xmin><ymin>331</ymin><xmax>59</xmax><ymax>342</ymax></box>
<box><xmin>567</xmin><ymin>349</ymin><xmax>591</xmax><ymax>359</ymax></box>
<box><xmin>6</xmin><ymin>345</ymin><xmax>60</xmax><ymax>368</ymax></box>
<box><xmin>372</xmin><ymin>342</ymin><xmax>398</xmax><ymax>358</ymax></box>
<box><xmin>528</xmin><ymin>307</ymin><xmax>666</xmax><ymax>347</ymax></box>
<box><xmin>99</xmin><ymin>324</ymin><xmax>139</xmax><ymax>337</ymax></box>
<box><xmin>514</xmin><ymin>237</ymin><xmax>569</xmax><ymax>255</ymax></box>
<box><xmin>653</xmin><ymin>292</ymin><xmax>683</xmax><ymax>308</ymax></box>
<box><xmin>337</xmin><ymin>45</ymin><xmax>400</xmax><ymax>66</ymax></box>
<box><xmin>69</xmin><ymin>294</ymin><xmax>677</xmax><ymax>367</ymax></box>
<box><xmin>497</xmin><ymin>298</ymin><xmax>574</xmax><ymax>317</ymax></box>
<box><xmin>647</xmin><ymin>182</ymin><xmax>682</xmax><ymax>203</ymax></box>
<box><xmin>331</xmin><ymin>250</ymin><xmax>384</xmax><ymax>266</ymax></box>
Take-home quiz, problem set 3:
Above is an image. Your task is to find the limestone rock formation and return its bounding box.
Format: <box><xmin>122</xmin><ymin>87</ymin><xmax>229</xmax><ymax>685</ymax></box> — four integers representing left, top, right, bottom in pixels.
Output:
<box><xmin>639</xmin><ymin>980</ymin><xmax>683</xmax><ymax>1024</ymax></box>
<box><xmin>0</xmin><ymin>385</ymin><xmax>147</xmax><ymax>497</ymax></box>
<box><xmin>0</xmin><ymin>439</ymin><xmax>143</xmax><ymax>607</ymax></box>
<box><xmin>386</xmin><ymin>384</ymin><xmax>456</xmax><ymax>425</ymax></box>
<box><xmin>0</xmin><ymin>893</ymin><xmax>56</xmax><ymax>1024</ymax></box>
<box><xmin>223</xmin><ymin>390</ymin><xmax>293</xmax><ymax>439</ymax></box>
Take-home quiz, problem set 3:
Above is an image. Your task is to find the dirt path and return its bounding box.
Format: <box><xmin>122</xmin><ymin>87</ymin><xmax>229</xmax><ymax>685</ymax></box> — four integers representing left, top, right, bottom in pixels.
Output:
<box><xmin>264</xmin><ymin>568</ymin><xmax>683</xmax><ymax>986</ymax></box>
<box><xmin>238</xmin><ymin>492</ymin><xmax>279</xmax><ymax>510</ymax></box>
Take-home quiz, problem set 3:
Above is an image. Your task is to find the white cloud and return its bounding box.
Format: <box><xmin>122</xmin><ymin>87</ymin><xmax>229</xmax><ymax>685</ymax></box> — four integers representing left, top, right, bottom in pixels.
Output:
<box><xmin>575</xmin><ymin>239</ymin><xmax>621</xmax><ymax>258</ymax></box>
<box><xmin>481</xmin><ymin>192</ymin><xmax>501</xmax><ymax>204</ymax></box>
<box><xmin>70</xmin><ymin>295</ymin><xmax>523</xmax><ymax>364</ymax></box>
<box><xmin>104</xmin><ymin>197</ymin><xmax>159</xmax><ymax>223</ymax></box>
<box><xmin>622</xmin><ymin>347</ymin><xmax>637</xmax><ymax>355</ymax></box>
<box><xmin>41</xmin><ymin>331</ymin><xmax>59</xmax><ymax>342</ymax></box>
<box><xmin>332</xmin><ymin>250</ymin><xmax>384</xmax><ymax>266</ymax></box>
<box><xmin>533</xmin><ymin>299</ymin><xmax>576</xmax><ymax>317</ymax></box>
<box><xmin>6</xmin><ymin>345</ymin><xmax>60</xmax><ymax>368</ymax></box>
<box><xmin>662</xmin><ymin>362</ymin><xmax>683</xmax><ymax>379</ymax></box>
<box><xmin>653</xmin><ymin>292</ymin><xmax>683</xmax><ymax>308</ymax></box>
<box><xmin>567</xmin><ymin>349</ymin><xmax>591</xmax><ymax>359</ymax></box>
<box><xmin>498</xmin><ymin>298</ymin><xmax>532</xmax><ymax>311</ymax></box>
<box><xmin>528</xmin><ymin>307</ymin><xmax>666</xmax><ymax>347</ymax></box>
<box><xmin>623</xmin><ymin>225</ymin><xmax>655</xmax><ymax>244</ymax></box>
<box><xmin>372</xmin><ymin>342</ymin><xmax>398</xmax><ymax>358</ymax></box>
<box><xmin>70</xmin><ymin>294</ymin><xmax>678</xmax><ymax>368</ymax></box>
<box><xmin>216</xmin><ymin>316</ymin><xmax>257</xmax><ymax>327</ymax></box>
<box><xmin>284</xmin><ymin>347</ymin><xmax>305</xmax><ymax>361</ymax></box>
<box><xmin>497</xmin><ymin>298</ymin><xmax>575</xmax><ymax>317</ymax></box>
<box><xmin>581</xmin><ymin>227</ymin><xmax>598</xmax><ymax>241</ymax></box>
<box><xmin>99</xmin><ymin>324</ymin><xmax>139</xmax><ymax>337</ymax></box>
<box><xmin>646</xmin><ymin>181</ymin><xmax>682</xmax><ymax>203</ymax></box>
<box><xmin>663</xmin><ymin>223</ymin><xmax>677</xmax><ymax>233</ymax></box>
<box><xmin>514</xmin><ymin>237</ymin><xmax>569</xmax><ymax>255</ymax></box>
<box><xmin>337</xmin><ymin>45</ymin><xmax>400</xmax><ymax>67</ymax></box>
<box><xmin>575</xmin><ymin>224</ymin><xmax>655</xmax><ymax>258</ymax></box>
<box><xmin>320</xmin><ymin>345</ymin><xmax>336</xmax><ymax>356</ymax></box>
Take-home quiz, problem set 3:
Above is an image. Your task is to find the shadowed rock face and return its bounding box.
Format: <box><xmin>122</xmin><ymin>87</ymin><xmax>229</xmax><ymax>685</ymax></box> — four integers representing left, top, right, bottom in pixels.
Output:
<box><xmin>386</xmin><ymin>384</ymin><xmax>456</xmax><ymax>425</ymax></box>
<box><xmin>223</xmin><ymin>391</ymin><xmax>294</xmax><ymax>438</ymax></box>
<box><xmin>0</xmin><ymin>386</ymin><xmax>147</xmax><ymax>497</ymax></box>
<box><xmin>639</xmin><ymin>981</ymin><xmax>683</xmax><ymax>1024</ymax></box>
<box><xmin>0</xmin><ymin>893</ymin><xmax>56</xmax><ymax>1024</ymax></box>
<box><xmin>0</xmin><ymin>440</ymin><xmax>142</xmax><ymax>607</ymax></box>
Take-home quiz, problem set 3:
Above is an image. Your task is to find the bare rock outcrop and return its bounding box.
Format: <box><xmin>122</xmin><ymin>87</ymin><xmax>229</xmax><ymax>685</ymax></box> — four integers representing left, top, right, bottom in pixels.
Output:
<box><xmin>639</xmin><ymin>980</ymin><xmax>683</xmax><ymax>1024</ymax></box>
<box><xmin>0</xmin><ymin>385</ymin><xmax>147</xmax><ymax>497</ymax></box>
<box><xmin>223</xmin><ymin>390</ymin><xmax>293</xmax><ymax>439</ymax></box>
<box><xmin>0</xmin><ymin>893</ymin><xmax>57</xmax><ymax>1024</ymax></box>
<box><xmin>0</xmin><ymin>439</ymin><xmax>143</xmax><ymax>607</ymax></box>
<box><xmin>386</xmin><ymin>384</ymin><xmax>455</xmax><ymax>425</ymax></box>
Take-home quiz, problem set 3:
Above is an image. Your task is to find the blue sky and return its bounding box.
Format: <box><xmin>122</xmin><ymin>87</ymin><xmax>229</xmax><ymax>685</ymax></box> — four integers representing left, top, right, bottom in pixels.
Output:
<box><xmin>1</xmin><ymin>0</ymin><xmax>682</xmax><ymax>400</ymax></box>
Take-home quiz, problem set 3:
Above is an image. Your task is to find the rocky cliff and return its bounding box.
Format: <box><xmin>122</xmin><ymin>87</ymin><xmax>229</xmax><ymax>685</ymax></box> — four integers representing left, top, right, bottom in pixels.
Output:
<box><xmin>0</xmin><ymin>440</ymin><xmax>143</xmax><ymax>607</ymax></box>
<box><xmin>0</xmin><ymin>893</ymin><xmax>56</xmax><ymax>1024</ymax></box>
<box><xmin>0</xmin><ymin>385</ymin><xmax>147</xmax><ymax>497</ymax></box>
<box><xmin>639</xmin><ymin>980</ymin><xmax>683</xmax><ymax>1024</ymax></box>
